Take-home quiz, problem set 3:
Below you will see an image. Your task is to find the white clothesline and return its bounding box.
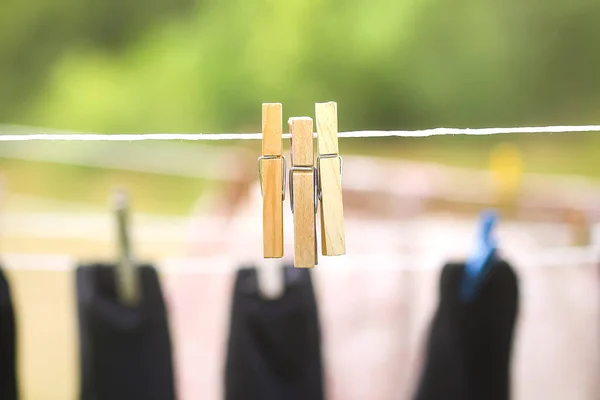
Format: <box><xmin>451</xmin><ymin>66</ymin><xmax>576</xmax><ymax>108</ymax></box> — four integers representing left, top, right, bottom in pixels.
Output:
<box><xmin>1</xmin><ymin>124</ymin><xmax>600</xmax><ymax>141</ymax></box>
<box><xmin>1</xmin><ymin>245</ymin><xmax>598</xmax><ymax>273</ymax></box>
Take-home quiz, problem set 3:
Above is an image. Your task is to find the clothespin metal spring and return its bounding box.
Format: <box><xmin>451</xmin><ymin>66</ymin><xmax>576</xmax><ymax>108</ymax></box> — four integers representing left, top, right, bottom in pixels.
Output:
<box><xmin>316</xmin><ymin>153</ymin><xmax>343</xmax><ymax>200</ymax></box>
<box><xmin>288</xmin><ymin>165</ymin><xmax>318</xmax><ymax>214</ymax></box>
<box><xmin>258</xmin><ymin>154</ymin><xmax>287</xmax><ymax>200</ymax></box>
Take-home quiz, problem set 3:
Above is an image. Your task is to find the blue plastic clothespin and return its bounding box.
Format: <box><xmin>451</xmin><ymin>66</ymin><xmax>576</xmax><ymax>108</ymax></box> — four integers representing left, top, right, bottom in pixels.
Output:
<box><xmin>460</xmin><ymin>210</ymin><xmax>498</xmax><ymax>302</ymax></box>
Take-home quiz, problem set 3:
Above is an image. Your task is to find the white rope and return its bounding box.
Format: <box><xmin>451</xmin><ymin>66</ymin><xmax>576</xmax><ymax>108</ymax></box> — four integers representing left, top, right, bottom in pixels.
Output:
<box><xmin>3</xmin><ymin>245</ymin><xmax>599</xmax><ymax>272</ymax></box>
<box><xmin>1</xmin><ymin>124</ymin><xmax>600</xmax><ymax>141</ymax></box>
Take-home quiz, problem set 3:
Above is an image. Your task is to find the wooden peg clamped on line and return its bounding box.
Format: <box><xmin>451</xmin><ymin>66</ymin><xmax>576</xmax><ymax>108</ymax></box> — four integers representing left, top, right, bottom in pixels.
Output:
<box><xmin>316</xmin><ymin>101</ymin><xmax>346</xmax><ymax>256</ymax></box>
<box><xmin>112</xmin><ymin>187</ymin><xmax>141</xmax><ymax>306</ymax></box>
<box><xmin>256</xmin><ymin>260</ymin><xmax>286</xmax><ymax>300</ymax></box>
<box><xmin>289</xmin><ymin>117</ymin><xmax>318</xmax><ymax>268</ymax></box>
<box><xmin>258</xmin><ymin>103</ymin><xmax>286</xmax><ymax>258</ymax></box>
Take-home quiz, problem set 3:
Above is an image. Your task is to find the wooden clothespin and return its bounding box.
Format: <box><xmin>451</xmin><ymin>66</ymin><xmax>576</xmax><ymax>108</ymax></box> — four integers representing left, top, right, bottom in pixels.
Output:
<box><xmin>258</xmin><ymin>103</ymin><xmax>286</xmax><ymax>258</ymax></box>
<box><xmin>288</xmin><ymin>117</ymin><xmax>318</xmax><ymax>268</ymax></box>
<box><xmin>112</xmin><ymin>187</ymin><xmax>141</xmax><ymax>306</ymax></box>
<box><xmin>255</xmin><ymin>259</ymin><xmax>285</xmax><ymax>300</ymax></box>
<box><xmin>316</xmin><ymin>102</ymin><xmax>346</xmax><ymax>255</ymax></box>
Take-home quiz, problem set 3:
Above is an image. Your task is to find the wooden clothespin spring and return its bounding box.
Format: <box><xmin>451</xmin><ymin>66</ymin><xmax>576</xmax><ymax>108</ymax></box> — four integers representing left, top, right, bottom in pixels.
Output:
<box><xmin>289</xmin><ymin>166</ymin><xmax>318</xmax><ymax>215</ymax></box>
<box><xmin>257</xmin><ymin>156</ymin><xmax>286</xmax><ymax>202</ymax></box>
<box><xmin>317</xmin><ymin>155</ymin><xmax>343</xmax><ymax>196</ymax></box>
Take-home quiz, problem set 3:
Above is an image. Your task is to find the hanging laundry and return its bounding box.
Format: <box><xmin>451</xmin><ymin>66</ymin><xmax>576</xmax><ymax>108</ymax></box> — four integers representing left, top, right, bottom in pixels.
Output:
<box><xmin>0</xmin><ymin>267</ymin><xmax>17</xmax><ymax>400</ymax></box>
<box><xmin>224</xmin><ymin>265</ymin><xmax>324</xmax><ymax>400</ymax></box>
<box><xmin>76</xmin><ymin>264</ymin><xmax>176</xmax><ymax>400</ymax></box>
<box><xmin>413</xmin><ymin>260</ymin><xmax>519</xmax><ymax>400</ymax></box>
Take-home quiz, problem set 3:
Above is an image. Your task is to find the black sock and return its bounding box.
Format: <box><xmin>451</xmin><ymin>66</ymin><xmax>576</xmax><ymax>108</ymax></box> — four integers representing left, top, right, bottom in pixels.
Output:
<box><xmin>224</xmin><ymin>266</ymin><xmax>325</xmax><ymax>400</ymax></box>
<box><xmin>413</xmin><ymin>260</ymin><xmax>519</xmax><ymax>400</ymax></box>
<box><xmin>0</xmin><ymin>267</ymin><xmax>17</xmax><ymax>400</ymax></box>
<box><xmin>76</xmin><ymin>264</ymin><xmax>176</xmax><ymax>400</ymax></box>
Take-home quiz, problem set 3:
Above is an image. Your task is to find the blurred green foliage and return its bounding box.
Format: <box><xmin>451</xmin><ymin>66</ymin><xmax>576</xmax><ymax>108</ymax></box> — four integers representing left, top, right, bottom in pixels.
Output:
<box><xmin>0</xmin><ymin>0</ymin><xmax>194</xmax><ymax>120</ymax></box>
<box><xmin>2</xmin><ymin>0</ymin><xmax>599</xmax><ymax>133</ymax></box>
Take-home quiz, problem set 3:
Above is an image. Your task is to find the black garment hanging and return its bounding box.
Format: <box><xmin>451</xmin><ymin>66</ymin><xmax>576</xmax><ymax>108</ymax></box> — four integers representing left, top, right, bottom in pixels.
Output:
<box><xmin>76</xmin><ymin>264</ymin><xmax>176</xmax><ymax>400</ymax></box>
<box><xmin>413</xmin><ymin>260</ymin><xmax>519</xmax><ymax>400</ymax></box>
<box><xmin>224</xmin><ymin>265</ymin><xmax>325</xmax><ymax>400</ymax></box>
<box><xmin>0</xmin><ymin>267</ymin><xmax>18</xmax><ymax>400</ymax></box>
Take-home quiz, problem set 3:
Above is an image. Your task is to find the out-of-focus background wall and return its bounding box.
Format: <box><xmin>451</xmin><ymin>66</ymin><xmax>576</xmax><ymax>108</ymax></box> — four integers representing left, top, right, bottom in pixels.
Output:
<box><xmin>0</xmin><ymin>1</ymin><xmax>599</xmax><ymax>399</ymax></box>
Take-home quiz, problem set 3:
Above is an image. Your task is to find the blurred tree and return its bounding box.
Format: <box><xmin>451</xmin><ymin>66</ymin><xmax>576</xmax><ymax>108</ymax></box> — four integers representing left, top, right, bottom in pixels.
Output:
<box><xmin>2</xmin><ymin>0</ymin><xmax>600</xmax><ymax>136</ymax></box>
<box><xmin>0</xmin><ymin>0</ymin><xmax>195</xmax><ymax>121</ymax></box>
